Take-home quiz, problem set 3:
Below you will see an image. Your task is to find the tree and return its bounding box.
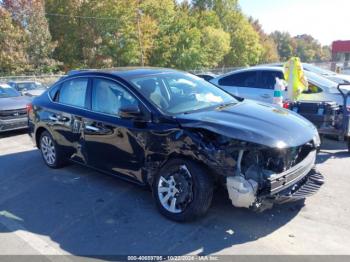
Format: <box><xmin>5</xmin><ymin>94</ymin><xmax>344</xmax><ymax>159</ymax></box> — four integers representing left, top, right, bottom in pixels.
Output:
<box><xmin>45</xmin><ymin>0</ymin><xmax>90</xmax><ymax>69</ymax></box>
<box><xmin>4</xmin><ymin>0</ymin><xmax>59</xmax><ymax>73</ymax></box>
<box><xmin>195</xmin><ymin>1</ymin><xmax>262</xmax><ymax>67</ymax></box>
<box><xmin>270</xmin><ymin>31</ymin><xmax>295</xmax><ymax>61</ymax></box>
<box><xmin>270</xmin><ymin>31</ymin><xmax>332</xmax><ymax>62</ymax></box>
<box><xmin>249</xmin><ymin>18</ymin><xmax>279</xmax><ymax>63</ymax></box>
<box><xmin>294</xmin><ymin>34</ymin><xmax>331</xmax><ymax>62</ymax></box>
<box><xmin>222</xmin><ymin>12</ymin><xmax>263</xmax><ymax>66</ymax></box>
<box><xmin>0</xmin><ymin>6</ymin><xmax>29</xmax><ymax>75</ymax></box>
<box><xmin>200</xmin><ymin>26</ymin><xmax>231</xmax><ymax>68</ymax></box>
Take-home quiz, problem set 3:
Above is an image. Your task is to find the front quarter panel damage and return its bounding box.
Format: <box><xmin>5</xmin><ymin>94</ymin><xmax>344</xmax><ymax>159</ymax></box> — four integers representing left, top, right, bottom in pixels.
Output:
<box><xmin>144</xmin><ymin>125</ymin><xmax>259</xmax><ymax>185</ymax></box>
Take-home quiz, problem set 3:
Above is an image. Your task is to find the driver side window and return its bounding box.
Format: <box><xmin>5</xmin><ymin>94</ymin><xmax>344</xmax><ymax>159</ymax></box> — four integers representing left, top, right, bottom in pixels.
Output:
<box><xmin>92</xmin><ymin>78</ymin><xmax>137</xmax><ymax>116</ymax></box>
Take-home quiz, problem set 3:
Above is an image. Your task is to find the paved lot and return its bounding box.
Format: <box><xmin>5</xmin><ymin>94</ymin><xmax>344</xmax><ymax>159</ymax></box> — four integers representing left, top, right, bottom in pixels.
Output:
<box><xmin>0</xmin><ymin>130</ymin><xmax>350</xmax><ymax>256</ymax></box>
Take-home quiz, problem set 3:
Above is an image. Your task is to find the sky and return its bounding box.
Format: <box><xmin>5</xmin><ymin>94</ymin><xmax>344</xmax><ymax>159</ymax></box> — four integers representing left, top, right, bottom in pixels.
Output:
<box><xmin>239</xmin><ymin>0</ymin><xmax>349</xmax><ymax>46</ymax></box>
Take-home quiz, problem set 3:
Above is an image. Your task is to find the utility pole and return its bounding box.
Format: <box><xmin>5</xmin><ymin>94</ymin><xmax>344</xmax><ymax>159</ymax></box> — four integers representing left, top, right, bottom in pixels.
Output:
<box><xmin>136</xmin><ymin>5</ymin><xmax>144</xmax><ymax>67</ymax></box>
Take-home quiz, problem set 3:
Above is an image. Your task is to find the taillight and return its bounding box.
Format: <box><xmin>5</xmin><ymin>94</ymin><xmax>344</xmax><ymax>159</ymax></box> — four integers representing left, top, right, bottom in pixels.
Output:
<box><xmin>283</xmin><ymin>101</ymin><xmax>290</xmax><ymax>109</ymax></box>
<box><xmin>26</xmin><ymin>103</ymin><xmax>33</xmax><ymax>114</ymax></box>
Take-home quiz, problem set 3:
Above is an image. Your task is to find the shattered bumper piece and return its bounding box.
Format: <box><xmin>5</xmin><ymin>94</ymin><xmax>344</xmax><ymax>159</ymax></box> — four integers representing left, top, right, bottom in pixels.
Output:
<box><xmin>273</xmin><ymin>169</ymin><xmax>324</xmax><ymax>204</ymax></box>
<box><xmin>252</xmin><ymin>169</ymin><xmax>324</xmax><ymax>212</ymax></box>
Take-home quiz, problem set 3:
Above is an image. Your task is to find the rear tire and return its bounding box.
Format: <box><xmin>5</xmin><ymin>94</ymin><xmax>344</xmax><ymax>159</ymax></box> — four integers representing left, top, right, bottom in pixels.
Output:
<box><xmin>39</xmin><ymin>131</ymin><xmax>65</xmax><ymax>168</ymax></box>
<box><xmin>152</xmin><ymin>159</ymin><xmax>213</xmax><ymax>222</ymax></box>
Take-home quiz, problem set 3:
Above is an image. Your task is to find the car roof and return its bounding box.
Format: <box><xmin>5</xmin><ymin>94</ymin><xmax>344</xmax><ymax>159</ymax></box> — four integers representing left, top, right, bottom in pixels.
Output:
<box><xmin>217</xmin><ymin>66</ymin><xmax>283</xmax><ymax>79</ymax></box>
<box><xmin>67</xmin><ymin>67</ymin><xmax>180</xmax><ymax>79</ymax></box>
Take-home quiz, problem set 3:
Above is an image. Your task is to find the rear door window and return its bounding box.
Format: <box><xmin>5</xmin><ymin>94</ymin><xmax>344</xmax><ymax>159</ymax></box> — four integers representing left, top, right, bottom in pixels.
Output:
<box><xmin>58</xmin><ymin>78</ymin><xmax>88</xmax><ymax>108</ymax></box>
<box><xmin>257</xmin><ymin>70</ymin><xmax>285</xmax><ymax>90</ymax></box>
<box><xmin>219</xmin><ymin>71</ymin><xmax>258</xmax><ymax>87</ymax></box>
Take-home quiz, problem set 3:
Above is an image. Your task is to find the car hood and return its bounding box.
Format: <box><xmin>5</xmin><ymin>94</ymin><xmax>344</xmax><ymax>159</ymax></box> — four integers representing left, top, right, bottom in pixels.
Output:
<box><xmin>337</xmin><ymin>74</ymin><xmax>350</xmax><ymax>83</ymax></box>
<box><xmin>0</xmin><ymin>96</ymin><xmax>32</xmax><ymax>110</ymax></box>
<box><xmin>176</xmin><ymin>100</ymin><xmax>317</xmax><ymax>148</ymax></box>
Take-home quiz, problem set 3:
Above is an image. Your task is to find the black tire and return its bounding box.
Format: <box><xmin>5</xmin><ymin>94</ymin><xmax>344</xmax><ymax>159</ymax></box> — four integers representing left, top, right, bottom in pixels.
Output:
<box><xmin>152</xmin><ymin>159</ymin><xmax>213</xmax><ymax>222</ymax></box>
<box><xmin>39</xmin><ymin>131</ymin><xmax>65</xmax><ymax>168</ymax></box>
<box><xmin>348</xmin><ymin>138</ymin><xmax>350</xmax><ymax>154</ymax></box>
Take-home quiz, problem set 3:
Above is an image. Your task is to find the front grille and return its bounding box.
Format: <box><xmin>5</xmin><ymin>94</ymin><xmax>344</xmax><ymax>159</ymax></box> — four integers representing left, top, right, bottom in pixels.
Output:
<box><xmin>0</xmin><ymin>108</ymin><xmax>27</xmax><ymax>120</ymax></box>
<box><xmin>273</xmin><ymin>170</ymin><xmax>324</xmax><ymax>204</ymax></box>
<box><xmin>262</xmin><ymin>141</ymin><xmax>315</xmax><ymax>173</ymax></box>
<box><xmin>268</xmin><ymin>150</ymin><xmax>317</xmax><ymax>194</ymax></box>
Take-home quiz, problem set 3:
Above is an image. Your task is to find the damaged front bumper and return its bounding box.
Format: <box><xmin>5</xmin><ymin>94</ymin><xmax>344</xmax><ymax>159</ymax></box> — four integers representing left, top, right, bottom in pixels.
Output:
<box><xmin>226</xmin><ymin>149</ymin><xmax>324</xmax><ymax>211</ymax></box>
<box><xmin>266</xmin><ymin>168</ymin><xmax>324</xmax><ymax>205</ymax></box>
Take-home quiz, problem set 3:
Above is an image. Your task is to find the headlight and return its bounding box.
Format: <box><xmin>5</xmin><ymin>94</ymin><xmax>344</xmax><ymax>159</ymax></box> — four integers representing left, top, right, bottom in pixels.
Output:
<box><xmin>313</xmin><ymin>132</ymin><xmax>321</xmax><ymax>147</ymax></box>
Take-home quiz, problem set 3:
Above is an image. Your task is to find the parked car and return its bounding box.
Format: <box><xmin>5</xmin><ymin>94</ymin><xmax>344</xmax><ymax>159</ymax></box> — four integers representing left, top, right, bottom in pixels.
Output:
<box><xmin>265</xmin><ymin>63</ymin><xmax>350</xmax><ymax>84</ymax></box>
<box><xmin>28</xmin><ymin>68</ymin><xmax>323</xmax><ymax>221</ymax></box>
<box><xmin>195</xmin><ymin>72</ymin><xmax>218</xmax><ymax>82</ymax></box>
<box><xmin>8</xmin><ymin>81</ymin><xmax>46</xmax><ymax>97</ymax></box>
<box><xmin>211</xmin><ymin>66</ymin><xmax>350</xmax><ymax>106</ymax></box>
<box><xmin>0</xmin><ymin>83</ymin><xmax>32</xmax><ymax>132</ymax></box>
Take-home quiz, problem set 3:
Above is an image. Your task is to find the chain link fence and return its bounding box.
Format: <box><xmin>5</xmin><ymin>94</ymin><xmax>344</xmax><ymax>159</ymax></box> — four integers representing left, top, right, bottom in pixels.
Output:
<box><xmin>0</xmin><ymin>75</ymin><xmax>64</xmax><ymax>87</ymax></box>
<box><xmin>189</xmin><ymin>66</ymin><xmax>242</xmax><ymax>75</ymax></box>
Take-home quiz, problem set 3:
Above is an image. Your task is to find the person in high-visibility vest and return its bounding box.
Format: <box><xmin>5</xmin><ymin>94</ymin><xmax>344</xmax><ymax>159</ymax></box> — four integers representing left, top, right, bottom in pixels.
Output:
<box><xmin>284</xmin><ymin>57</ymin><xmax>308</xmax><ymax>101</ymax></box>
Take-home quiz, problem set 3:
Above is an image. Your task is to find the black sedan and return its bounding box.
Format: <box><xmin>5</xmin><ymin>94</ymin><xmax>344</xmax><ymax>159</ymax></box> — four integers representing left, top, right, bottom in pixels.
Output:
<box><xmin>0</xmin><ymin>83</ymin><xmax>32</xmax><ymax>132</ymax></box>
<box><xmin>28</xmin><ymin>68</ymin><xmax>324</xmax><ymax>221</ymax></box>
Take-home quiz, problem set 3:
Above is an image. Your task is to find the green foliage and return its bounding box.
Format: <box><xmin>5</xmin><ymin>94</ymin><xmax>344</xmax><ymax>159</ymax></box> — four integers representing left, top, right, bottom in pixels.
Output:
<box><xmin>3</xmin><ymin>0</ymin><xmax>60</xmax><ymax>73</ymax></box>
<box><xmin>270</xmin><ymin>31</ymin><xmax>331</xmax><ymax>63</ymax></box>
<box><xmin>0</xmin><ymin>0</ymin><xmax>332</xmax><ymax>74</ymax></box>
<box><xmin>249</xmin><ymin>18</ymin><xmax>279</xmax><ymax>63</ymax></box>
<box><xmin>0</xmin><ymin>7</ymin><xmax>29</xmax><ymax>75</ymax></box>
<box><xmin>222</xmin><ymin>12</ymin><xmax>263</xmax><ymax>66</ymax></box>
<box><xmin>270</xmin><ymin>31</ymin><xmax>295</xmax><ymax>61</ymax></box>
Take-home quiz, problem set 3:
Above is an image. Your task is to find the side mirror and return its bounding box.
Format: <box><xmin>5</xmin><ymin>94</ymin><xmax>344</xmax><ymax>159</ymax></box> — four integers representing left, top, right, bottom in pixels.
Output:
<box><xmin>118</xmin><ymin>105</ymin><xmax>143</xmax><ymax>120</ymax></box>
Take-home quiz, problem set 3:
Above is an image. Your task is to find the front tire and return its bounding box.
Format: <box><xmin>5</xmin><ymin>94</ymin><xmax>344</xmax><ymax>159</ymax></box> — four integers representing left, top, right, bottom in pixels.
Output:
<box><xmin>39</xmin><ymin>131</ymin><xmax>65</xmax><ymax>168</ymax></box>
<box><xmin>152</xmin><ymin>159</ymin><xmax>213</xmax><ymax>222</ymax></box>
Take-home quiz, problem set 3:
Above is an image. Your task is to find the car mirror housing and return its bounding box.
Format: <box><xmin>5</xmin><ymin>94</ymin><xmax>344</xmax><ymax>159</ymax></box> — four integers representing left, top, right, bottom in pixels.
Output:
<box><xmin>118</xmin><ymin>105</ymin><xmax>143</xmax><ymax>120</ymax></box>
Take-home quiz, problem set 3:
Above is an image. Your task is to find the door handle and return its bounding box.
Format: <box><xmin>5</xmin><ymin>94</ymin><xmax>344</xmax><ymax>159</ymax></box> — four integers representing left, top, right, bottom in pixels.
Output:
<box><xmin>49</xmin><ymin>114</ymin><xmax>69</xmax><ymax>122</ymax></box>
<box><xmin>261</xmin><ymin>94</ymin><xmax>271</xmax><ymax>98</ymax></box>
<box><xmin>49</xmin><ymin>115</ymin><xmax>58</xmax><ymax>121</ymax></box>
<box><xmin>85</xmin><ymin>125</ymin><xmax>100</xmax><ymax>132</ymax></box>
<box><xmin>57</xmin><ymin>115</ymin><xmax>69</xmax><ymax>122</ymax></box>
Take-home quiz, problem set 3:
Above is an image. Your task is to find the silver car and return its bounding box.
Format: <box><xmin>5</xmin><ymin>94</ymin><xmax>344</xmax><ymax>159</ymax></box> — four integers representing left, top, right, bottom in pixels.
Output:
<box><xmin>263</xmin><ymin>63</ymin><xmax>350</xmax><ymax>85</ymax></box>
<box><xmin>210</xmin><ymin>66</ymin><xmax>350</xmax><ymax>106</ymax></box>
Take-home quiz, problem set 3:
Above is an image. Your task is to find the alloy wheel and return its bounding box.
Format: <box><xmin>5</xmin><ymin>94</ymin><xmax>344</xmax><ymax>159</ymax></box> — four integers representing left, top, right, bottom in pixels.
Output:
<box><xmin>41</xmin><ymin>135</ymin><xmax>56</xmax><ymax>165</ymax></box>
<box><xmin>157</xmin><ymin>165</ymin><xmax>193</xmax><ymax>213</ymax></box>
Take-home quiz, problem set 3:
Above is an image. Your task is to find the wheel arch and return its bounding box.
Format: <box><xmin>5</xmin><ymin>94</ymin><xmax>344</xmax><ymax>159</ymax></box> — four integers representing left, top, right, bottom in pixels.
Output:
<box><xmin>145</xmin><ymin>151</ymin><xmax>219</xmax><ymax>186</ymax></box>
<box><xmin>35</xmin><ymin>126</ymin><xmax>49</xmax><ymax>148</ymax></box>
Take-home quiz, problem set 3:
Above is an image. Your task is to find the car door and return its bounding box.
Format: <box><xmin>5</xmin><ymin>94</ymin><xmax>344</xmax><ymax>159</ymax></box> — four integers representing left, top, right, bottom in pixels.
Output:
<box><xmin>48</xmin><ymin>77</ymin><xmax>90</xmax><ymax>163</ymax></box>
<box><xmin>256</xmin><ymin>70</ymin><xmax>285</xmax><ymax>103</ymax></box>
<box><xmin>218</xmin><ymin>71</ymin><xmax>263</xmax><ymax>101</ymax></box>
<box><xmin>82</xmin><ymin>77</ymin><xmax>149</xmax><ymax>182</ymax></box>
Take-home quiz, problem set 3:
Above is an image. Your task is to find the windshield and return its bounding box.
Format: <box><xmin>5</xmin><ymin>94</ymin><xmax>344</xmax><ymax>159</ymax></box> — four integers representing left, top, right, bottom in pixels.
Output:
<box><xmin>0</xmin><ymin>85</ymin><xmax>21</xmax><ymax>98</ymax></box>
<box><xmin>305</xmin><ymin>71</ymin><xmax>338</xmax><ymax>88</ymax></box>
<box><xmin>16</xmin><ymin>82</ymin><xmax>44</xmax><ymax>91</ymax></box>
<box><xmin>303</xmin><ymin>64</ymin><xmax>336</xmax><ymax>76</ymax></box>
<box><xmin>131</xmin><ymin>72</ymin><xmax>237</xmax><ymax>115</ymax></box>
